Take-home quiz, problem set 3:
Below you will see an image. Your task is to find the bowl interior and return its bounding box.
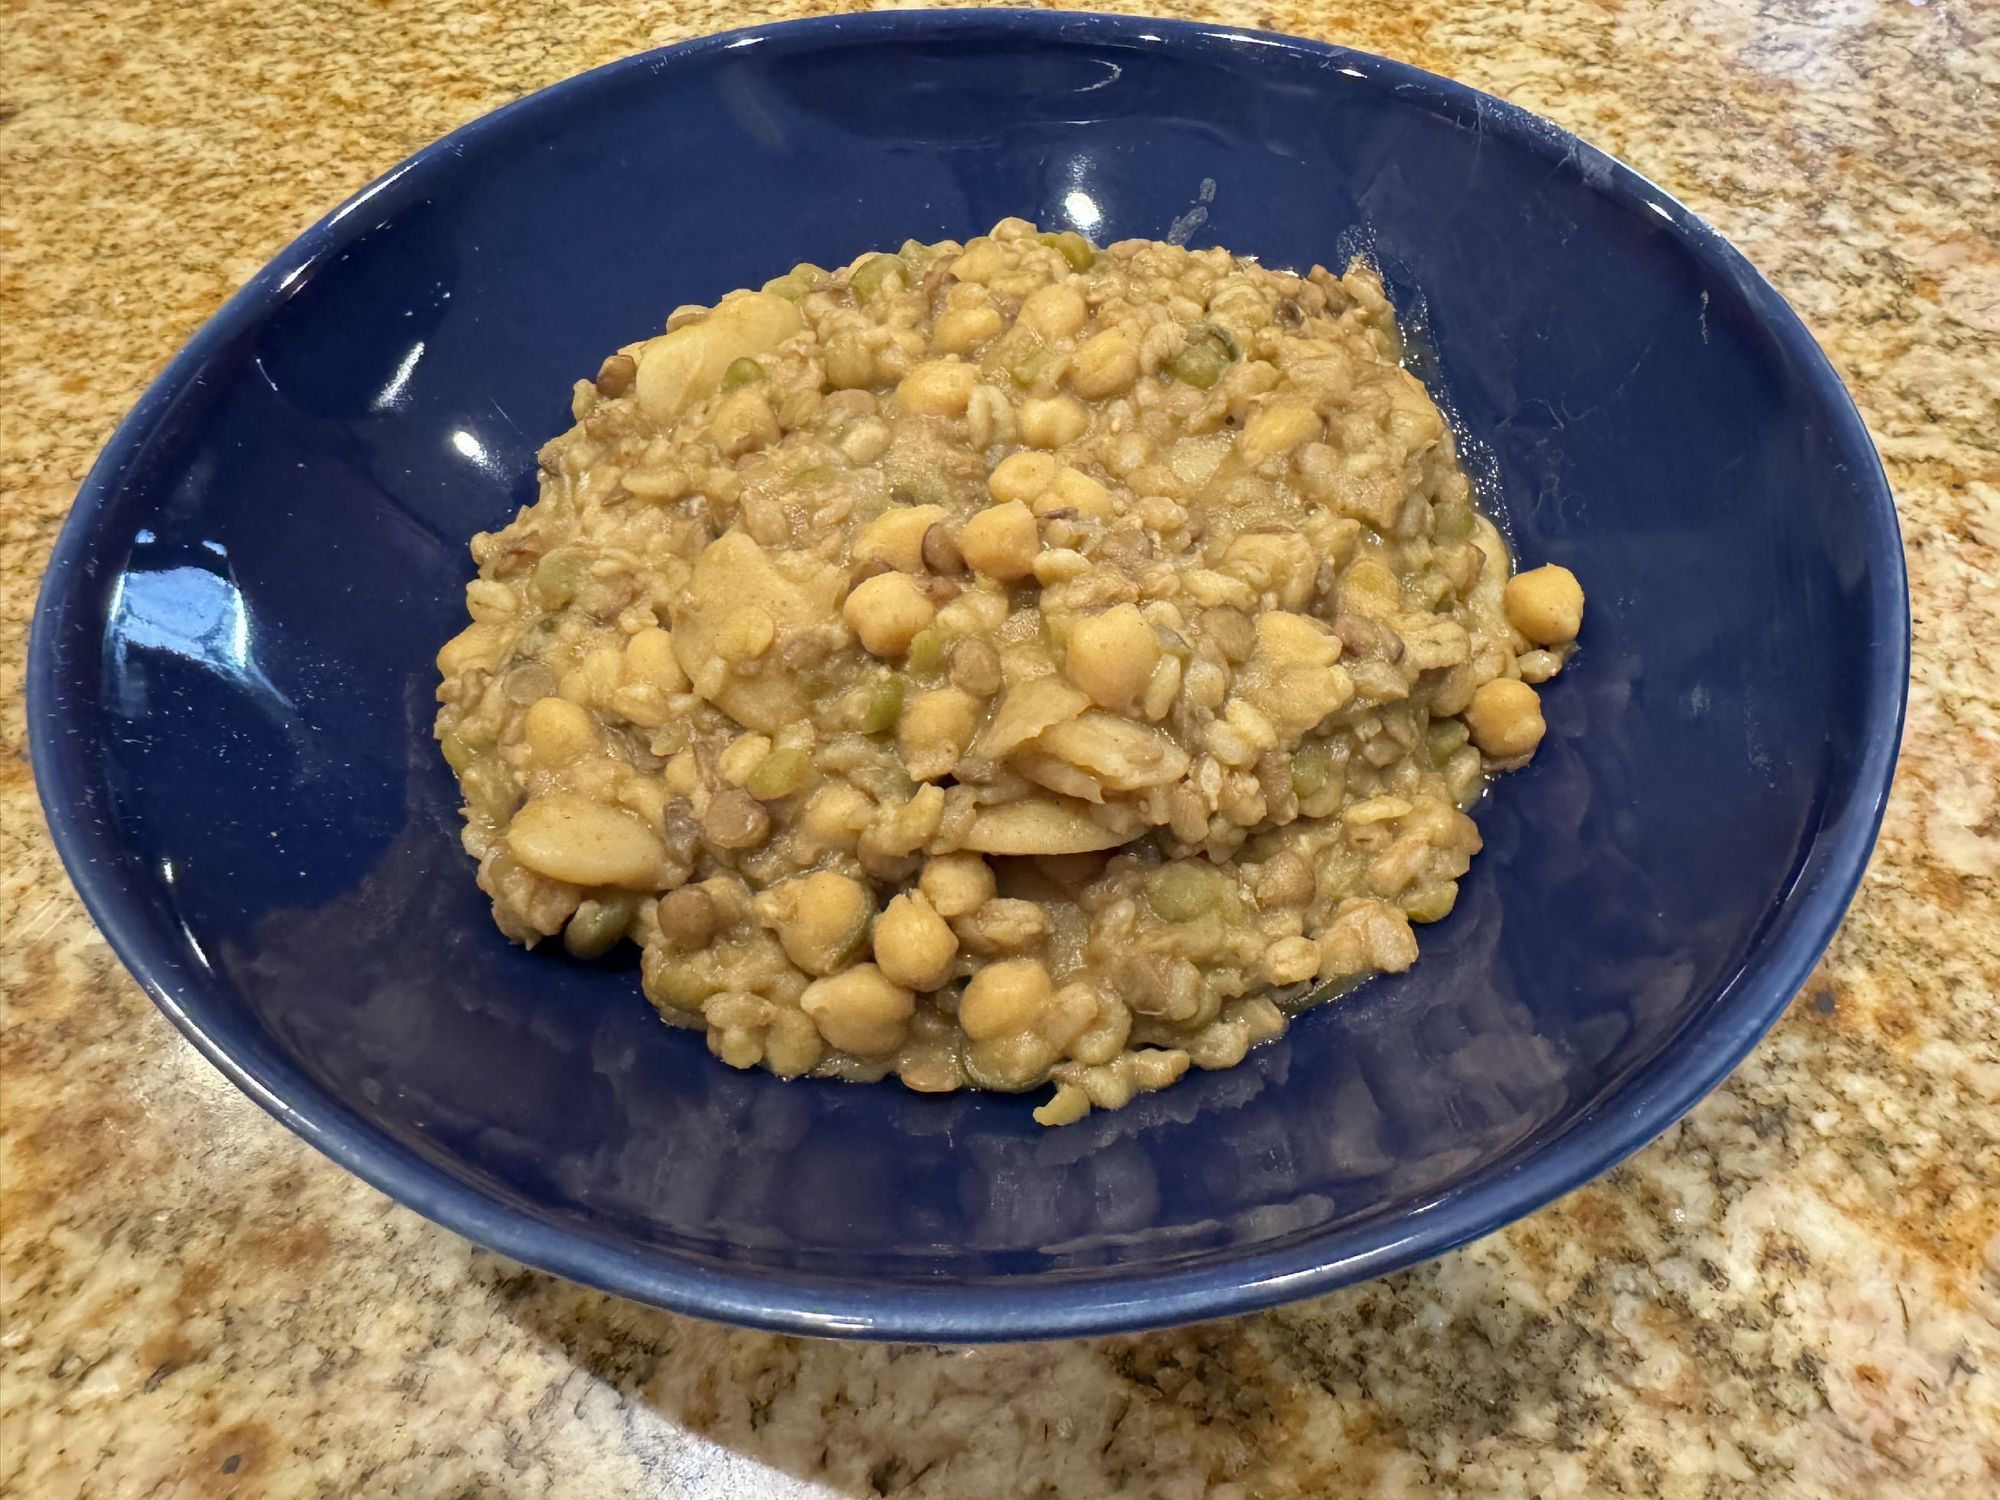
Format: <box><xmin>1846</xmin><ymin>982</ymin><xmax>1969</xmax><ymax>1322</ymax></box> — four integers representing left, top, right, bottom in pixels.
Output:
<box><xmin>33</xmin><ymin>14</ymin><xmax>1902</xmax><ymax>1337</ymax></box>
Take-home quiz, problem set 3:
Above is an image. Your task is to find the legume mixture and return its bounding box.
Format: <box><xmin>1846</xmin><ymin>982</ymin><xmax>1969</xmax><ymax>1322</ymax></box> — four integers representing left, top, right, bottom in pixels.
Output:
<box><xmin>434</xmin><ymin>220</ymin><xmax>1585</xmax><ymax>1125</ymax></box>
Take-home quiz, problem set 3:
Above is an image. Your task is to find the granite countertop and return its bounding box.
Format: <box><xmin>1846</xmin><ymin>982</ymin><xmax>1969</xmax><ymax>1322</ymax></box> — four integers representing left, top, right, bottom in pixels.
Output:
<box><xmin>4</xmin><ymin>0</ymin><xmax>1996</xmax><ymax>1494</ymax></box>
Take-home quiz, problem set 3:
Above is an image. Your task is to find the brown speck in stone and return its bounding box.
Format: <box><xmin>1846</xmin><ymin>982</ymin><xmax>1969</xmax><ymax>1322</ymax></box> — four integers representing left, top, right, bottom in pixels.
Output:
<box><xmin>136</xmin><ymin>1330</ymin><xmax>200</xmax><ymax>1392</ymax></box>
<box><xmin>192</xmin><ymin>1422</ymin><xmax>271</xmax><ymax>1486</ymax></box>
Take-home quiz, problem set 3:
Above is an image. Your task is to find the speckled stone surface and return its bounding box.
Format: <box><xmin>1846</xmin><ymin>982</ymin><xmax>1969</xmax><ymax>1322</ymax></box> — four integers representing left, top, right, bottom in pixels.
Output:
<box><xmin>3</xmin><ymin>0</ymin><xmax>1996</xmax><ymax>1494</ymax></box>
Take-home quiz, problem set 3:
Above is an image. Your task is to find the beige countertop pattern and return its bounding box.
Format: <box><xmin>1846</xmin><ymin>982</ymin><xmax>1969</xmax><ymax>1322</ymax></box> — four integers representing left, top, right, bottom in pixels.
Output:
<box><xmin>3</xmin><ymin>0</ymin><xmax>1996</xmax><ymax>1495</ymax></box>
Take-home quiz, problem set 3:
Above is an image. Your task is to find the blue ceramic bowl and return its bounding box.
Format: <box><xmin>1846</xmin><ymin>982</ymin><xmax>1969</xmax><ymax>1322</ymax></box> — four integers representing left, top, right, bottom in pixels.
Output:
<box><xmin>30</xmin><ymin>11</ymin><xmax>1905</xmax><ymax>1340</ymax></box>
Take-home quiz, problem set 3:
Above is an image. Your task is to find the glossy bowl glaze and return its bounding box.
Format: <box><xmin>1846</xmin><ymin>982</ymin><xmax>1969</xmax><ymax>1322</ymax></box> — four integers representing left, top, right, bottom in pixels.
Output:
<box><xmin>29</xmin><ymin>11</ymin><xmax>1905</xmax><ymax>1340</ymax></box>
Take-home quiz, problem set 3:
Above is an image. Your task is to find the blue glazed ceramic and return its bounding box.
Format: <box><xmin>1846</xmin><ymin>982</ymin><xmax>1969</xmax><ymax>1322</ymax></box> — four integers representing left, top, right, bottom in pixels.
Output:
<box><xmin>28</xmin><ymin>10</ymin><xmax>1906</xmax><ymax>1340</ymax></box>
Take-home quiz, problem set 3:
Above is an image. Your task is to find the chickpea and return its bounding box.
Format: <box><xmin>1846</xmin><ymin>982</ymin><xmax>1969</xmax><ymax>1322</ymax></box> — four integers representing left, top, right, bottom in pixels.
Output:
<box><xmin>949</xmin><ymin>240</ymin><xmax>1009</xmax><ymax>284</ymax></box>
<box><xmin>800</xmin><ymin>782</ymin><xmax>875</xmax><ymax>852</ymax></box>
<box><xmin>898</xmin><ymin>687</ymin><xmax>982</xmax><ymax>782</ymax></box>
<box><xmin>988</xmin><ymin>449</ymin><xmax>1060</xmax><ymax>506</ymax></box>
<box><xmin>621</xmin><ymin>627</ymin><xmax>688</xmax><ymax>693</ymax></box>
<box><xmin>965</xmin><ymin>1030</ymin><xmax>1060</xmax><ymax>1091</ymax></box>
<box><xmin>921</xmin><ymin>852</ymin><xmax>996</xmax><ymax>918</ymax></box>
<box><xmin>1067</xmin><ymin>327</ymin><xmax>1139</xmax><ymax>399</ymax></box>
<box><xmin>934</xmin><ymin>304</ymin><xmax>1005</xmax><ymax>354</ymax></box>
<box><xmin>710</xmin><ymin>388</ymin><xmax>779</xmax><ymax>457</ymax></box>
<box><xmin>1466</xmin><ymin>677</ymin><xmax>1546</xmax><ymax>758</ymax></box>
<box><xmin>1503</xmin><ymin>563</ymin><xmax>1585</xmax><ymax>645</ymax></box>
<box><xmin>771</xmin><ymin>870</ymin><xmax>874</xmax><ymax>975</ymax></box>
<box><xmin>1238</xmin><ymin>401</ymin><xmax>1322</xmax><ymax>464</ymax></box>
<box><xmin>854</xmin><ymin>503</ymin><xmax>950</xmax><ymax>573</ymax></box>
<box><xmin>896</xmin><ymin>359</ymin><xmax>979</xmax><ymax>417</ymax></box>
<box><xmin>824</xmin><ymin>332</ymin><xmax>876</xmax><ymax>390</ymax></box>
<box><xmin>1043</xmin><ymin>466</ymin><xmax>1115</xmax><ymax>520</ymax></box>
<box><xmin>958</xmin><ymin>500</ymin><xmax>1042</xmax><ymax>581</ymax></box>
<box><xmin>762</xmin><ymin>1008</ymin><xmax>825</xmax><ymax>1079</ymax></box>
<box><xmin>844</xmin><ymin>571</ymin><xmax>937</xmax><ymax>656</ymax></box>
<box><xmin>716</xmin><ymin>605</ymin><xmax>775</xmax><ymax>662</ymax></box>
<box><xmin>1064</xmin><ymin>604</ymin><xmax>1162</xmax><ymax>710</ymax></box>
<box><xmin>874</xmin><ymin>892</ymin><xmax>960</xmax><ymax>990</ymax></box>
<box><xmin>437</xmin><ymin>622</ymin><xmax>504</xmax><ymax>676</ymax></box>
<box><xmin>718</xmin><ymin>733</ymin><xmax>773</xmax><ymax>787</ymax></box>
<box><xmin>1018</xmin><ymin>395</ymin><xmax>1088</xmax><ymax>449</ymax></box>
<box><xmin>1019</xmin><ymin>283</ymin><xmax>1088</xmax><ymax>341</ymax></box>
<box><xmin>800</xmin><ymin>964</ymin><xmax>916</xmax><ymax>1055</ymax></box>
<box><xmin>959</xmin><ymin>957</ymin><xmax>1054</xmax><ymax>1040</ymax></box>
<box><xmin>522</xmin><ymin>696</ymin><xmax>598</xmax><ymax>767</ymax></box>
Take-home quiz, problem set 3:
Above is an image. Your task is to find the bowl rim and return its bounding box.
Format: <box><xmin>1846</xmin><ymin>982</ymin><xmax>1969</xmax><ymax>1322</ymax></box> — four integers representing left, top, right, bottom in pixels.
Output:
<box><xmin>28</xmin><ymin>7</ymin><xmax>1909</xmax><ymax>1342</ymax></box>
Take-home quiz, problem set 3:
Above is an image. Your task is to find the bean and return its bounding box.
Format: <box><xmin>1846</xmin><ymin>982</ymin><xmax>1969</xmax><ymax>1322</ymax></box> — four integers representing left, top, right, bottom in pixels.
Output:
<box><xmin>920</xmin><ymin>523</ymin><xmax>964</xmax><ymax>576</ymax></box>
<box><xmin>1434</xmin><ymin>501</ymin><xmax>1476</xmax><ymax>541</ymax></box>
<box><xmin>564</xmin><ymin>893</ymin><xmax>637</xmax><ymax>959</ymax></box>
<box><xmin>594</xmin><ymin>353</ymin><xmax>636</xmax><ymax>397</ymax></box>
<box><xmin>947</xmin><ymin>636</ymin><xmax>1002</xmax><ymax>696</ymax></box>
<box><xmin>745</xmin><ymin>748</ymin><xmax>810</xmax><ymax>800</ymax></box>
<box><xmin>703</xmin><ymin>788</ymin><xmax>772</xmax><ymax>850</ymax></box>
<box><xmin>1163</xmin><ymin>326</ymin><xmax>1237</xmax><ymax>389</ymax></box>
<box><xmin>532</xmin><ymin>549</ymin><xmax>588</xmax><ymax>609</ymax></box>
<box><xmin>1424</xmin><ymin>718</ymin><xmax>1470</xmax><ymax>765</ymax></box>
<box><xmin>1291</xmin><ymin>741</ymin><xmax>1332</xmax><ymax>799</ymax></box>
<box><xmin>1037</xmin><ymin>230</ymin><xmax>1096</xmax><ymax>271</ymax></box>
<box><xmin>1145</xmin><ymin>862</ymin><xmax>1225</xmax><ymax>923</ymax></box>
<box><xmin>656</xmin><ymin>886</ymin><xmax>719</xmax><ymax>952</ymax></box>
<box><xmin>849</xmin><ymin>253</ymin><xmax>905</xmax><ymax>303</ymax></box>
<box><xmin>1403</xmin><ymin>882</ymin><xmax>1459</xmax><ymax>924</ymax></box>
<box><xmin>861</xmin><ymin>674</ymin><xmax>905</xmax><ymax>734</ymax></box>
<box><xmin>507</xmin><ymin>793</ymin><xmax>665</xmax><ymax>889</ymax></box>
<box><xmin>906</xmin><ymin>627</ymin><xmax>950</xmax><ymax>676</ymax></box>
